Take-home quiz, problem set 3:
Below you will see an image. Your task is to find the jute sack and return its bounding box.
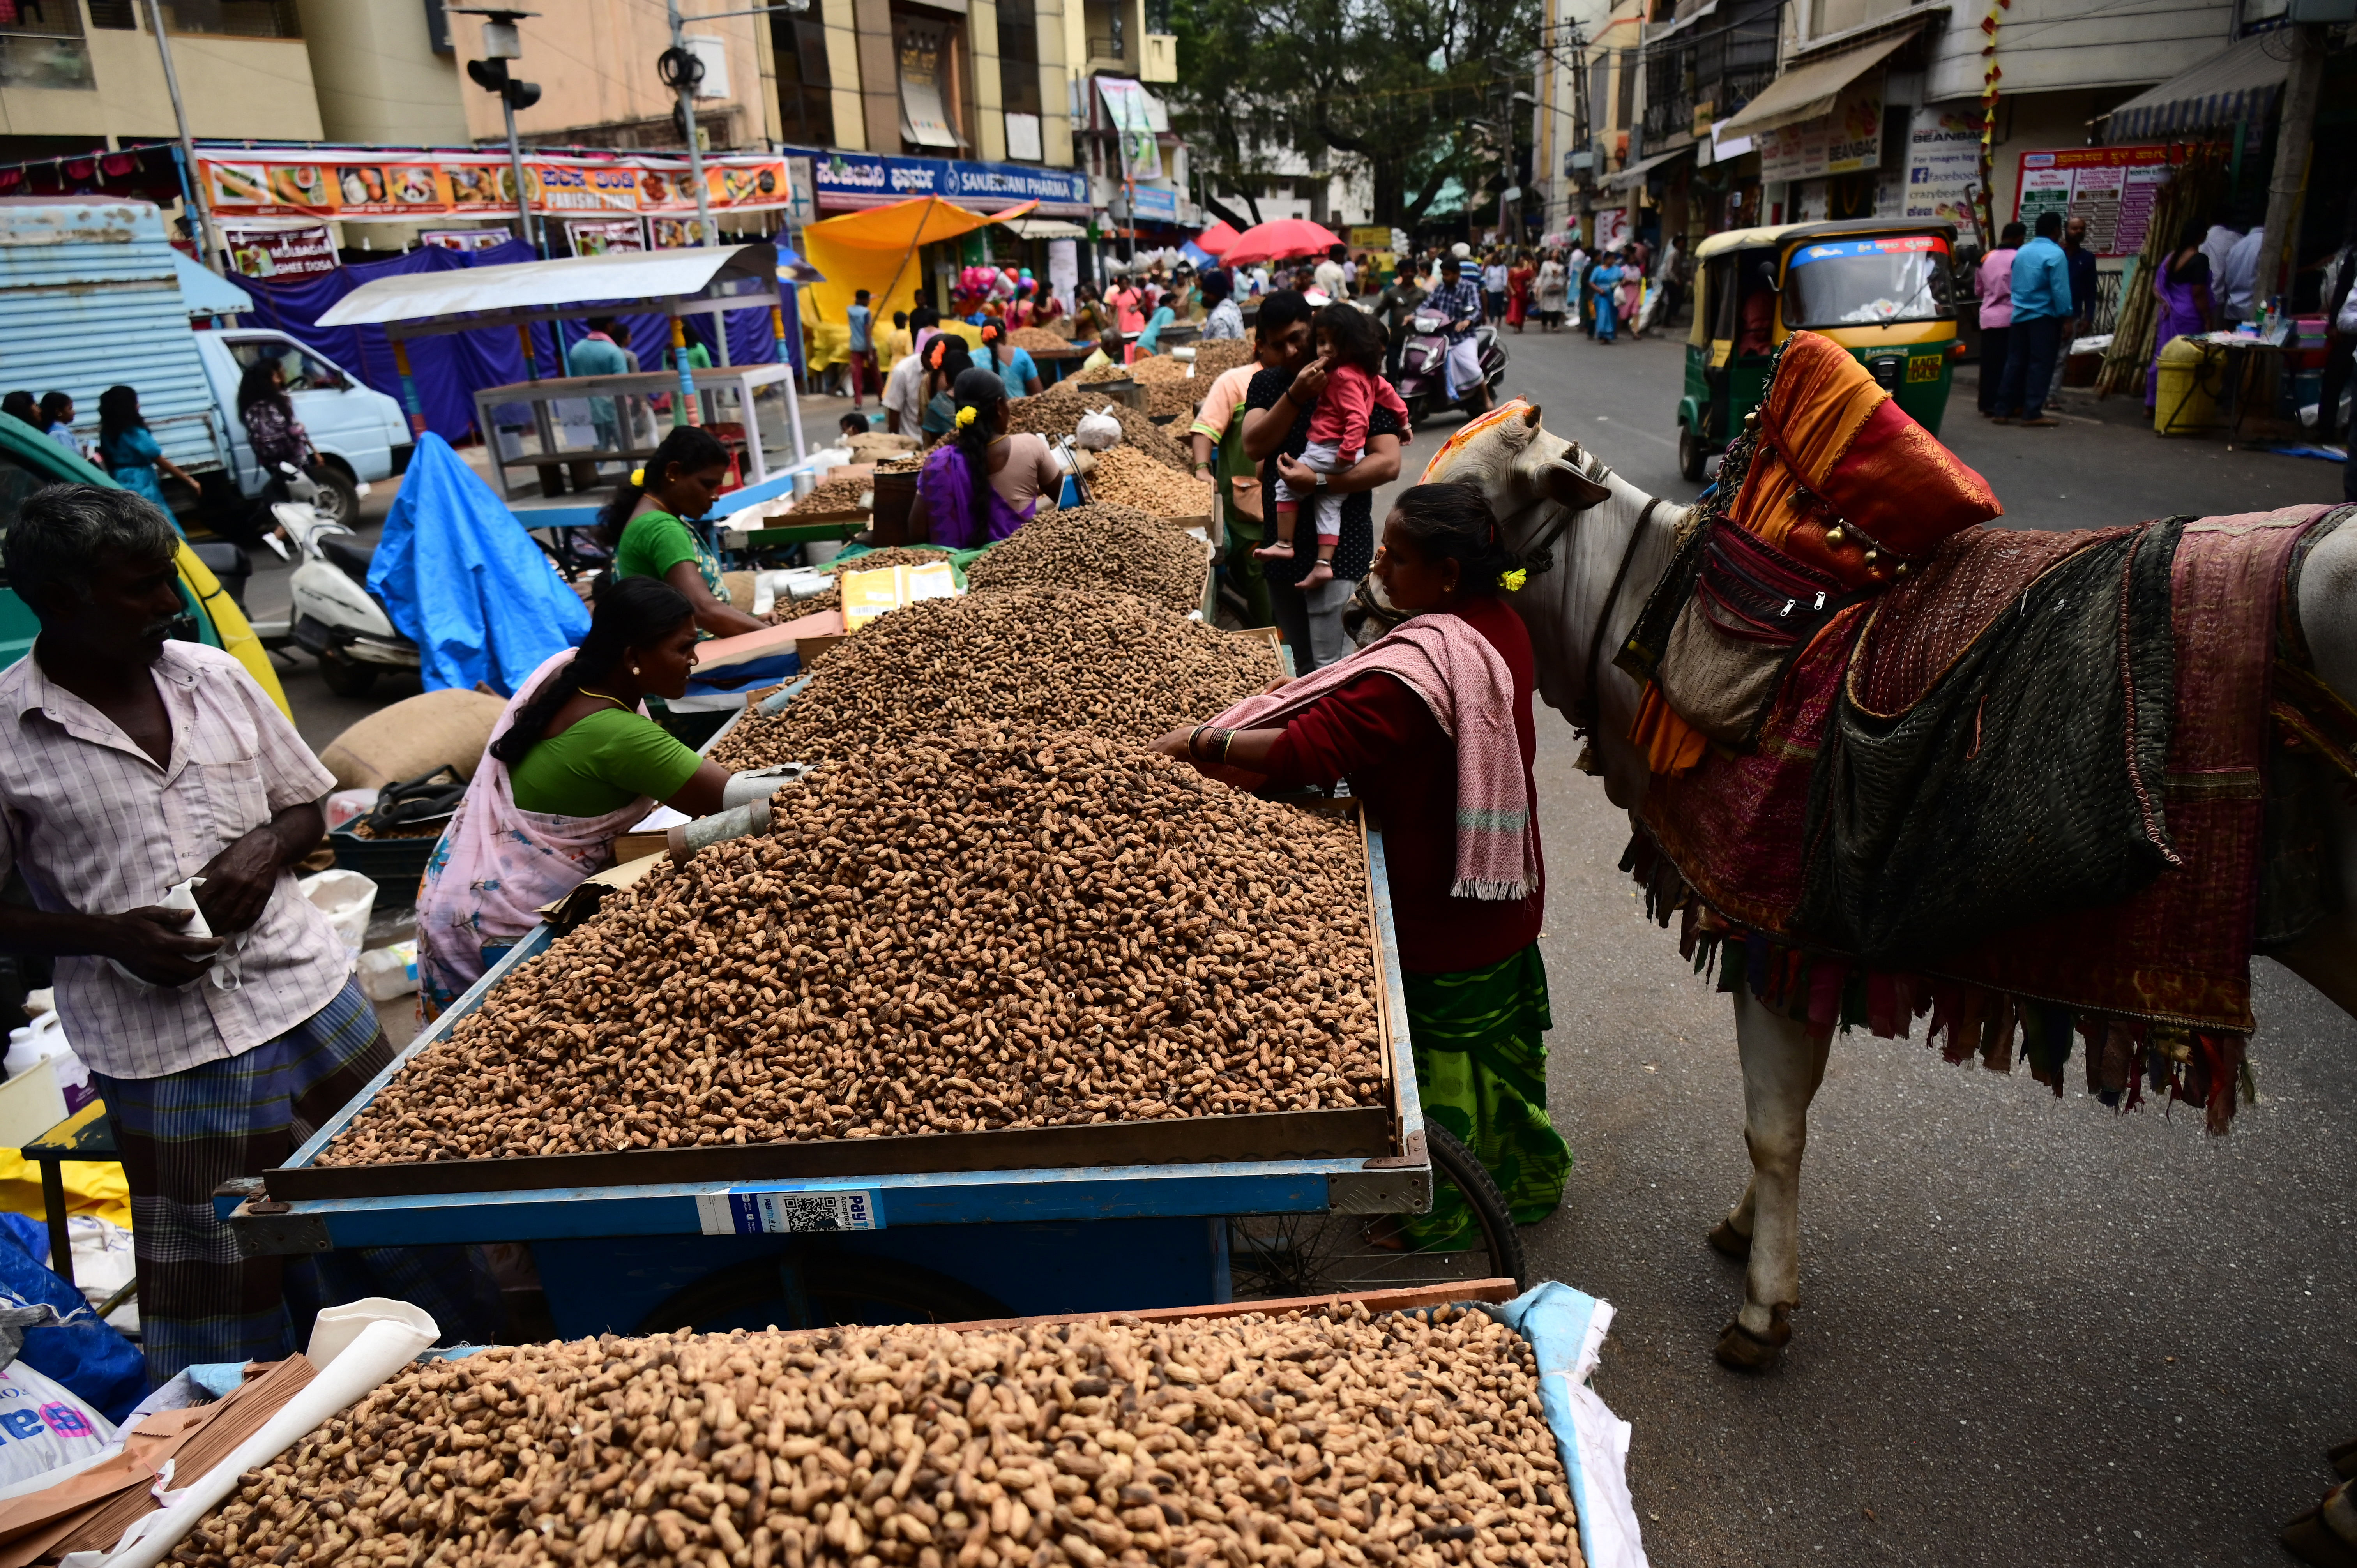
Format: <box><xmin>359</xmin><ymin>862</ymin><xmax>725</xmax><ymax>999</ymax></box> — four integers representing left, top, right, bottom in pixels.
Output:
<box><xmin>319</xmin><ymin>688</ymin><xmax>507</xmax><ymax>790</ymax></box>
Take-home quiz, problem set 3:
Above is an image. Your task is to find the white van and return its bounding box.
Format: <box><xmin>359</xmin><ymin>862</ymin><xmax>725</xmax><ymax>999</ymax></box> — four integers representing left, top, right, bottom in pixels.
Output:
<box><xmin>193</xmin><ymin>330</ymin><xmax>413</xmax><ymax>526</ymax></box>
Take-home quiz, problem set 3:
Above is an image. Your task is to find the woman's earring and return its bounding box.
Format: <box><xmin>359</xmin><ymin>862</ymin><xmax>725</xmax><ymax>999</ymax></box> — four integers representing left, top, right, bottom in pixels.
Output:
<box><xmin>630</xmin><ymin>664</ymin><xmax>641</xmax><ymax>676</ymax></box>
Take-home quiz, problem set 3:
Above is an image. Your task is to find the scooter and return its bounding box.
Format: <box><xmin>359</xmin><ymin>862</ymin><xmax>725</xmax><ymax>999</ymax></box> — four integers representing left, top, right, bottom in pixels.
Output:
<box><xmin>1390</xmin><ymin>313</ymin><xmax>1509</xmax><ymax>429</ymax></box>
<box><xmin>247</xmin><ymin>463</ymin><xmax>417</xmax><ymax>698</ymax></box>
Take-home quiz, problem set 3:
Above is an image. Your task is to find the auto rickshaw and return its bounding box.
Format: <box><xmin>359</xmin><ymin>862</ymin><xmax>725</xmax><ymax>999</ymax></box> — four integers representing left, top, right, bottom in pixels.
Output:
<box><xmin>1676</xmin><ymin>217</ymin><xmax>1963</xmax><ymax>482</ymax></box>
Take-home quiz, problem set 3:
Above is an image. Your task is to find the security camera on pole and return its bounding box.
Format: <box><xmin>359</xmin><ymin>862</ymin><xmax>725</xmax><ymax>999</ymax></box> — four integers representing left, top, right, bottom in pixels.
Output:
<box><xmin>451</xmin><ymin>7</ymin><xmax>544</xmax><ymax>254</ymax></box>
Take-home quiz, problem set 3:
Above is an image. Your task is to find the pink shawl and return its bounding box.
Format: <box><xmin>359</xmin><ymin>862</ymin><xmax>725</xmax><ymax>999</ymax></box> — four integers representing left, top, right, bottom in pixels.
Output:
<box><xmin>413</xmin><ymin>648</ymin><xmax>657</xmax><ymax>1012</ymax></box>
<box><xmin>1211</xmin><ymin>613</ymin><xmax>1538</xmax><ymax>901</ymax></box>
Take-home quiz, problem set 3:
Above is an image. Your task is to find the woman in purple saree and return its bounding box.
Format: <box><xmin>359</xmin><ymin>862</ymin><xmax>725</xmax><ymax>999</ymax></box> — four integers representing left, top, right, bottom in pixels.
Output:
<box><xmin>906</xmin><ymin>367</ymin><xmax>1065</xmax><ymax>547</ymax></box>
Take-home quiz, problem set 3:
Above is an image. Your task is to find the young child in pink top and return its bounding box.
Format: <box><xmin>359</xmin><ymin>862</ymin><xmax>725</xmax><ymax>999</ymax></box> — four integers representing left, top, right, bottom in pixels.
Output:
<box><xmin>1254</xmin><ymin>303</ymin><xmax>1410</xmax><ymax>585</ymax></box>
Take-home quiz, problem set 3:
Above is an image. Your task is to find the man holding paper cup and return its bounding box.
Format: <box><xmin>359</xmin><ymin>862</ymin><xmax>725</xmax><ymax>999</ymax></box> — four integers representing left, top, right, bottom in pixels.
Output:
<box><xmin>0</xmin><ymin>486</ymin><xmax>493</xmax><ymax>1384</ymax></box>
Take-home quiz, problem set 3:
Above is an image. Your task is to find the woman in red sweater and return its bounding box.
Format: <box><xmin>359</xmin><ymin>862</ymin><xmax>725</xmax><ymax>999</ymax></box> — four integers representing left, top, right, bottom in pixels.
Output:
<box><xmin>1154</xmin><ymin>482</ymin><xmax>1568</xmax><ymax>1246</ymax></box>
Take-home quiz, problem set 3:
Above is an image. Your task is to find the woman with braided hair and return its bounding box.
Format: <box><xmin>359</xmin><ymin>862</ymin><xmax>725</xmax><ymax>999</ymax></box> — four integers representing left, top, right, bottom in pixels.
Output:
<box><xmin>1153</xmin><ymin>480</ymin><xmax>1567</xmax><ymax>1246</ymax></box>
<box><xmin>905</xmin><ymin>366</ymin><xmax>1062</xmax><ymax>548</ymax></box>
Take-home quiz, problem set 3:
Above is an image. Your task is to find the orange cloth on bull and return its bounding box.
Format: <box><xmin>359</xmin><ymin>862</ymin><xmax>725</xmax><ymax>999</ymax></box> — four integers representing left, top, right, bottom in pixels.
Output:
<box><xmin>1732</xmin><ymin>331</ymin><xmax>2000</xmax><ymax>588</ymax></box>
<box><xmin>1628</xmin><ymin>332</ymin><xmax>2000</xmax><ymax>776</ymax></box>
<box><xmin>1630</xmin><ymin>683</ymin><xmax>1710</xmax><ymax>774</ymax></box>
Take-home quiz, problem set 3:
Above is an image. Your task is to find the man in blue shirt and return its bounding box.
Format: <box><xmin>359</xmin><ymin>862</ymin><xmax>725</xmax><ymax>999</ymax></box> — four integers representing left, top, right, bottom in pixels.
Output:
<box><xmin>565</xmin><ymin>316</ymin><xmax>635</xmax><ymax>468</ymax></box>
<box><xmin>1995</xmin><ymin>210</ymin><xmax>2072</xmax><ymax>426</ymax></box>
<box><xmin>845</xmin><ymin>288</ymin><xmax>875</xmax><ymax>410</ymax></box>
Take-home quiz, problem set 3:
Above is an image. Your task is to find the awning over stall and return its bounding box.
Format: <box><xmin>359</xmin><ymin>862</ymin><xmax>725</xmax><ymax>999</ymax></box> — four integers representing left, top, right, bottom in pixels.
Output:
<box><xmin>2101</xmin><ymin>33</ymin><xmax>2290</xmax><ymax>143</ymax></box>
<box><xmin>1715</xmin><ymin>28</ymin><xmax>1917</xmax><ymax>139</ymax></box>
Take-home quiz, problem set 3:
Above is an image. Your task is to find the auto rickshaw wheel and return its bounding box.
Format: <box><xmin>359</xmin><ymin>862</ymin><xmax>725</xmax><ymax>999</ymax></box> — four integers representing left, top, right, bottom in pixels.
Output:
<box><xmin>1678</xmin><ymin>419</ymin><xmax>1707</xmax><ymax>484</ymax></box>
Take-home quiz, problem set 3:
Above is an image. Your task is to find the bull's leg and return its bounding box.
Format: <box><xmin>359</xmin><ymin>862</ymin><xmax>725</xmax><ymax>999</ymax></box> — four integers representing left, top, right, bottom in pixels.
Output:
<box><xmin>1714</xmin><ymin>988</ymin><xmax>1832</xmax><ymax>1372</ymax></box>
<box><xmin>2270</xmin><ymin>784</ymin><xmax>2357</xmax><ymax>1019</ymax></box>
<box><xmin>1709</xmin><ymin>1178</ymin><xmax>1756</xmax><ymax>1260</ymax></box>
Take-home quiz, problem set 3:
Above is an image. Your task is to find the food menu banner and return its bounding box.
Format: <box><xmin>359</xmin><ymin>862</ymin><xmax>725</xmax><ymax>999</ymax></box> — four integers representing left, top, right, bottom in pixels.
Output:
<box><xmin>195</xmin><ymin>148</ymin><xmax>793</xmax><ymax>222</ymax></box>
<box><xmin>2013</xmin><ymin>144</ymin><xmax>2182</xmax><ymax>259</ymax></box>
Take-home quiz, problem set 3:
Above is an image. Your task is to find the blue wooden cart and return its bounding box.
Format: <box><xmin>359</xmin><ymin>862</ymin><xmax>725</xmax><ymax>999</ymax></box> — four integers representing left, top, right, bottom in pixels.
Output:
<box><xmin>224</xmin><ymin>825</ymin><xmax>1523</xmax><ymax>1336</ymax></box>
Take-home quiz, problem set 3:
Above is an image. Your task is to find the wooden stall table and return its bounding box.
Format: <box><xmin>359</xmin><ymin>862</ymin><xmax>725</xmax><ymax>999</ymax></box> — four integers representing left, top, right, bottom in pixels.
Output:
<box><xmin>22</xmin><ymin>1100</ymin><xmax>117</xmax><ymax>1292</ymax></box>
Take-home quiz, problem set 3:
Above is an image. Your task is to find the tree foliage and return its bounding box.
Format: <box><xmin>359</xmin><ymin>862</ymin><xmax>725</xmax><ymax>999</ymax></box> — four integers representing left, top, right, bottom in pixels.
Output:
<box><xmin>1169</xmin><ymin>0</ymin><xmax>1537</xmax><ymax>228</ymax></box>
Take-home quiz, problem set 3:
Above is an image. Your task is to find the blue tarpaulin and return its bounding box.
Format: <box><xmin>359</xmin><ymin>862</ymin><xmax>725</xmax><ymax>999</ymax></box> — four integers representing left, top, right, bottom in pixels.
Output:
<box><xmin>239</xmin><ymin>241</ymin><xmax>790</xmax><ymax>445</ymax></box>
<box><xmin>0</xmin><ymin>1212</ymin><xmax>145</xmax><ymax>1424</ymax></box>
<box><xmin>367</xmin><ymin>432</ymin><xmax>590</xmax><ymax>695</ymax></box>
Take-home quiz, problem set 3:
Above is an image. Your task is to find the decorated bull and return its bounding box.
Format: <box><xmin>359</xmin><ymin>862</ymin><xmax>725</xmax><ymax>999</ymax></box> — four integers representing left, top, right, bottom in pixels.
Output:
<box><xmin>1420</xmin><ymin>336</ymin><xmax>2357</xmax><ymax>1372</ymax></box>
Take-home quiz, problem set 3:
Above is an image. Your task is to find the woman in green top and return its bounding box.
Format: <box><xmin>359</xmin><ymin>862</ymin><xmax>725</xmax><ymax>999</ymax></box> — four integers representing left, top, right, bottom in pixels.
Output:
<box><xmin>603</xmin><ymin>424</ymin><xmax>767</xmax><ymax>637</ymax></box>
<box><xmin>415</xmin><ymin>577</ymin><xmax>740</xmax><ymax>1015</ymax></box>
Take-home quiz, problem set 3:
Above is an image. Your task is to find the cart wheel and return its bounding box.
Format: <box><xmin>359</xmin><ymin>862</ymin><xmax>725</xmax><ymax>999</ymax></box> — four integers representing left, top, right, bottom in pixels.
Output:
<box><xmin>634</xmin><ymin>1249</ymin><xmax>1014</xmax><ymax>1334</ymax></box>
<box><xmin>1677</xmin><ymin>420</ymin><xmax>1708</xmax><ymax>483</ymax></box>
<box><xmin>1228</xmin><ymin>1123</ymin><xmax>1528</xmax><ymax>1301</ymax></box>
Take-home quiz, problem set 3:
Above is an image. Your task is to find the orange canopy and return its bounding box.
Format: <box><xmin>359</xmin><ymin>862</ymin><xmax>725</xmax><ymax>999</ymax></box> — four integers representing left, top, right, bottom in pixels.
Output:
<box><xmin>801</xmin><ymin>196</ymin><xmax>1039</xmax><ymax>348</ymax></box>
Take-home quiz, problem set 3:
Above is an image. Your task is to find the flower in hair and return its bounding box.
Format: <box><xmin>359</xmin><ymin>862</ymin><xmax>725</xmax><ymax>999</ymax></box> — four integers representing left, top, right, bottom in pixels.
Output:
<box><xmin>1498</xmin><ymin>567</ymin><xmax>1528</xmax><ymax>592</ymax></box>
<box><xmin>955</xmin><ymin>406</ymin><xmax>979</xmax><ymax>429</ymax></box>
<box><xmin>630</xmin><ymin>467</ymin><xmax>645</xmax><ymax>486</ymax></box>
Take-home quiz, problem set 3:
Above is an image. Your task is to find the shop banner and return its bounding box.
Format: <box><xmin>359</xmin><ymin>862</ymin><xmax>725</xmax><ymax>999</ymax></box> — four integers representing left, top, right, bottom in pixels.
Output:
<box><xmin>1129</xmin><ymin>184</ymin><xmax>1178</xmax><ymax>221</ymax></box>
<box><xmin>1046</xmin><ymin>237</ymin><xmax>1078</xmax><ymax>311</ymax></box>
<box><xmin>567</xmin><ymin>217</ymin><xmax>647</xmax><ymax>254</ymax></box>
<box><xmin>1096</xmin><ymin>78</ymin><xmax>1164</xmax><ymax>182</ymax></box>
<box><xmin>946</xmin><ymin>160</ymin><xmax>1088</xmax><ymax>215</ymax></box>
<box><xmin>1902</xmin><ymin>108</ymin><xmax>1982</xmax><ymax>244</ymax></box>
<box><xmin>806</xmin><ymin>149</ymin><xmax>1089</xmax><ymax>216</ymax></box>
<box><xmin>1756</xmin><ymin>76</ymin><xmax>1884</xmax><ymax>184</ymax></box>
<box><xmin>196</xmin><ymin>147</ymin><xmax>793</xmax><ymax>222</ymax></box>
<box><xmin>2013</xmin><ymin>144</ymin><xmax>2180</xmax><ymax>259</ymax></box>
<box><xmin>419</xmin><ymin>228</ymin><xmax>509</xmax><ymax>251</ymax></box>
<box><xmin>222</xmin><ymin>222</ymin><xmax>336</xmax><ymax>279</ymax></box>
<box><xmin>810</xmin><ymin>150</ymin><xmax>947</xmax><ymax>211</ymax></box>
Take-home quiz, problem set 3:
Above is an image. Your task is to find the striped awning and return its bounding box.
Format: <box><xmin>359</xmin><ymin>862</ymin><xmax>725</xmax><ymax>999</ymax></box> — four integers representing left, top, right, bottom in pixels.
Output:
<box><xmin>2103</xmin><ymin>33</ymin><xmax>2290</xmax><ymax>144</ymax></box>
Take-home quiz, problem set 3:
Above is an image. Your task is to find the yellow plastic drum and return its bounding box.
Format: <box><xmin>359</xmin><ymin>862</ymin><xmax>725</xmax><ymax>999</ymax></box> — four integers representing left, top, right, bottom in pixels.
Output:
<box><xmin>2152</xmin><ymin>335</ymin><xmax>2221</xmax><ymax>436</ymax></box>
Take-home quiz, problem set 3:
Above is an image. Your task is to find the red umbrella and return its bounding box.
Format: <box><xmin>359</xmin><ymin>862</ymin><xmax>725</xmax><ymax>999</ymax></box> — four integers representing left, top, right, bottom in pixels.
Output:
<box><xmin>1194</xmin><ymin>219</ymin><xmax>1241</xmax><ymax>256</ymax></box>
<box><xmin>1221</xmin><ymin>218</ymin><xmax>1344</xmax><ymax>267</ymax></box>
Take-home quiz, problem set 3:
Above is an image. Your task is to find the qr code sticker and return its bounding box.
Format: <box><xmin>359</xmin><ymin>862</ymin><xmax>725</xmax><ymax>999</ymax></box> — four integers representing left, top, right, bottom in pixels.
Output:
<box><xmin>697</xmin><ymin>1190</ymin><xmax>879</xmax><ymax>1235</ymax></box>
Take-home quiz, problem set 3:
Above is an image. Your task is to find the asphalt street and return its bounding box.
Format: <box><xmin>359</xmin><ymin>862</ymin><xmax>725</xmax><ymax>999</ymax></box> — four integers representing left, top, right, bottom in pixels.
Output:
<box><xmin>255</xmin><ymin>337</ymin><xmax>2357</xmax><ymax>1565</ymax></box>
<box><xmin>1402</xmin><ymin>323</ymin><xmax>2355</xmax><ymax>1567</ymax></box>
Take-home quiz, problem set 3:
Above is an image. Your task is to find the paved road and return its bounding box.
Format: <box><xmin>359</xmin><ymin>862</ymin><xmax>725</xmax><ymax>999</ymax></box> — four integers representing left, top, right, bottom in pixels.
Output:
<box><xmin>1403</xmin><ymin>326</ymin><xmax>2355</xmax><ymax>1566</ymax></box>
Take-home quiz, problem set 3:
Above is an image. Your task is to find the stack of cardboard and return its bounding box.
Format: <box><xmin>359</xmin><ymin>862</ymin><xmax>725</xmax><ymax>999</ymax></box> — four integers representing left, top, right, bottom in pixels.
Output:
<box><xmin>0</xmin><ymin>1356</ymin><xmax>315</xmax><ymax>1568</ymax></box>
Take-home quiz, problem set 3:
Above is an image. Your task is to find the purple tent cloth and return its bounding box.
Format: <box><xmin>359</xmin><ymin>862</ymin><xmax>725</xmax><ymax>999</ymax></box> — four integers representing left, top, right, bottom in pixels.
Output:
<box><xmin>915</xmin><ymin>442</ymin><xmax>1033</xmax><ymax>549</ymax></box>
<box><xmin>238</xmin><ymin>240</ymin><xmax>793</xmax><ymax>444</ymax></box>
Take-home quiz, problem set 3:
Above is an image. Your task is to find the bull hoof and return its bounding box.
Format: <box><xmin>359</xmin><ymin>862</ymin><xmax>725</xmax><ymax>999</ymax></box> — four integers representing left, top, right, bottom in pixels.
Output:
<box><xmin>1713</xmin><ymin>1306</ymin><xmax>1792</xmax><ymax>1374</ymax></box>
<box><xmin>1707</xmin><ymin>1220</ymin><xmax>1753</xmax><ymax>1261</ymax></box>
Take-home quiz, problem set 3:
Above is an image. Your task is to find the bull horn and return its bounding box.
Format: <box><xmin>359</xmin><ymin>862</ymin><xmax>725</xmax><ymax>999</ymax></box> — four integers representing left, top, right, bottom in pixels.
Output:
<box><xmin>1521</xmin><ymin>404</ymin><xmax>1543</xmax><ymax>427</ymax></box>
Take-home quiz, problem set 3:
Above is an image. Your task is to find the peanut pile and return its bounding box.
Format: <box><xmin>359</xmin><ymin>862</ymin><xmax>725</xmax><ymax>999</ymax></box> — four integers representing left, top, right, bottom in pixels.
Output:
<box><xmin>1144</xmin><ymin>384</ymin><xmax>1198</xmax><ymax>421</ymax></box>
<box><xmin>1189</xmin><ymin>341</ymin><xmax>1256</xmax><ymax>380</ymax></box>
<box><xmin>763</xmin><ymin>549</ymin><xmax>955</xmax><ymax>626</ymax></box>
<box><xmin>1085</xmin><ymin>448</ymin><xmax>1212</xmax><ymax>519</ymax></box>
<box><xmin>1125</xmin><ymin>356</ymin><xmax>1192</xmax><ymax>385</ymax></box>
<box><xmin>711</xmin><ymin>588</ymin><xmax>1276</xmax><ymax>768</ymax></box>
<box><xmin>1011</xmin><ymin>389</ymin><xmax>1192</xmax><ymax>473</ymax></box>
<box><xmin>1072</xmin><ymin>361</ymin><xmax>1135</xmax><ymax>385</ymax></box>
<box><xmin>965</xmin><ymin>505</ymin><xmax>1208</xmax><ymax>615</ymax></box>
<box><xmin>1011</xmin><ymin>327</ymin><xmax>1078</xmax><ymax>353</ymax></box>
<box><xmin>170</xmin><ymin>1305</ymin><xmax>1581</xmax><ymax>1568</ymax></box>
<box><xmin>795</xmin><ymin>478</ymin><xmax>872</xmax><ymax>516</ymax></box>
<box><xmin>315</xmin><ymin>735</ymin><xmax>1383</xmax><ymax>1164</ymax></box>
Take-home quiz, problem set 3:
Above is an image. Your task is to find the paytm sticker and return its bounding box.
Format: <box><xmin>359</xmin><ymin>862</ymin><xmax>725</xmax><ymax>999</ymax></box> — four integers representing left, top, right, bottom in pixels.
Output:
<box><xmin>696</xmin><ymin>1189</ymin><xmax>882</xmax><ymax>1236</ymax></box>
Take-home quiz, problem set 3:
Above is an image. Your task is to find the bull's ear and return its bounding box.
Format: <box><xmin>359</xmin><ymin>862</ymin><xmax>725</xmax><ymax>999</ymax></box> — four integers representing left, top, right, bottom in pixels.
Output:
<box><xmin>1539</xmin><ymin>458</ymin><xmax>1611</xmax><ymax>513</ymax></box>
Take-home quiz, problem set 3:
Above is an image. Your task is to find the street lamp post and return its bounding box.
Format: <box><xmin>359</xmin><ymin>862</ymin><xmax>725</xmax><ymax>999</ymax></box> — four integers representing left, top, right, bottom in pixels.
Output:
<box><xmin>451</xmin><ymin>7</ymin><xmax>544</xmax><ymax>254</ymax></box>
<box><xmin>142</xmin><ymin>0</ymin><xmax>219</xmax><ymax>266</ymax></box>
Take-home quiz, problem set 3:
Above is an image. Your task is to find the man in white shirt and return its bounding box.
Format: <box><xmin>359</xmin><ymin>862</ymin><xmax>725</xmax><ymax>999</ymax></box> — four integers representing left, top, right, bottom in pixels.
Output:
<box><xmin>1482</xmin><ymin>253</ymin><xmax>1509</xmax><ymax>322</ymax></box>
<box><xmin>1313</xmin><ymin>244</ymin><xmax>1347</xmax><ymax>304</ymax></box>
<box><xmin>2221</xmin><ymin>224</ymin><xmax>2266</xmax><ymax>324</ymax></box>
<box><xmin>0</xmin><ymin>486</ymin><xmax>494</xmax><ymax>1380</ymax></box>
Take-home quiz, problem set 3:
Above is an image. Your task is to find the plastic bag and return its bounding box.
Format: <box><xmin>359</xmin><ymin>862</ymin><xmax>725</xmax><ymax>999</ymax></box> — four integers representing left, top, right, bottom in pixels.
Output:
<box><xmin>357</xmin><ymin>940</ymin><xmax>418</xmax><ymax>1003</ymax></box>
<box><xmin>298</xmin><ymin>869</ymin><xmax>378</xmax><ymax>970</ymax></box>
<box><xmin>0</xmin><ymin>1356</ymin><xmax>118</xmax><ymax>1489</ymax></box>
<box><xmin>1074</xmin><ymin>409</ymin><xmax>1124</xmax><ymax>450</ymax></box>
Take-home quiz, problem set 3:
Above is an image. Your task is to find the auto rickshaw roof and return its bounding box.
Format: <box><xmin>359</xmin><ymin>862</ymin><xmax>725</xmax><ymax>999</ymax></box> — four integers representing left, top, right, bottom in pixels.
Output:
<box><xmin>1693</xmin><ymin>218</ymin><xmax>1958</xmax><ymax>261</ymax></box>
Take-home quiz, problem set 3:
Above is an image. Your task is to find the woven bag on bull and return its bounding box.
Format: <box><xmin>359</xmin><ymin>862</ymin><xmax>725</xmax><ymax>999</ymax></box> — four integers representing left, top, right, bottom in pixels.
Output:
<box><xmin>1612</xmin><ymin>330</ymin><xmax>2353</xmax><ymax>1129</ymax></box>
